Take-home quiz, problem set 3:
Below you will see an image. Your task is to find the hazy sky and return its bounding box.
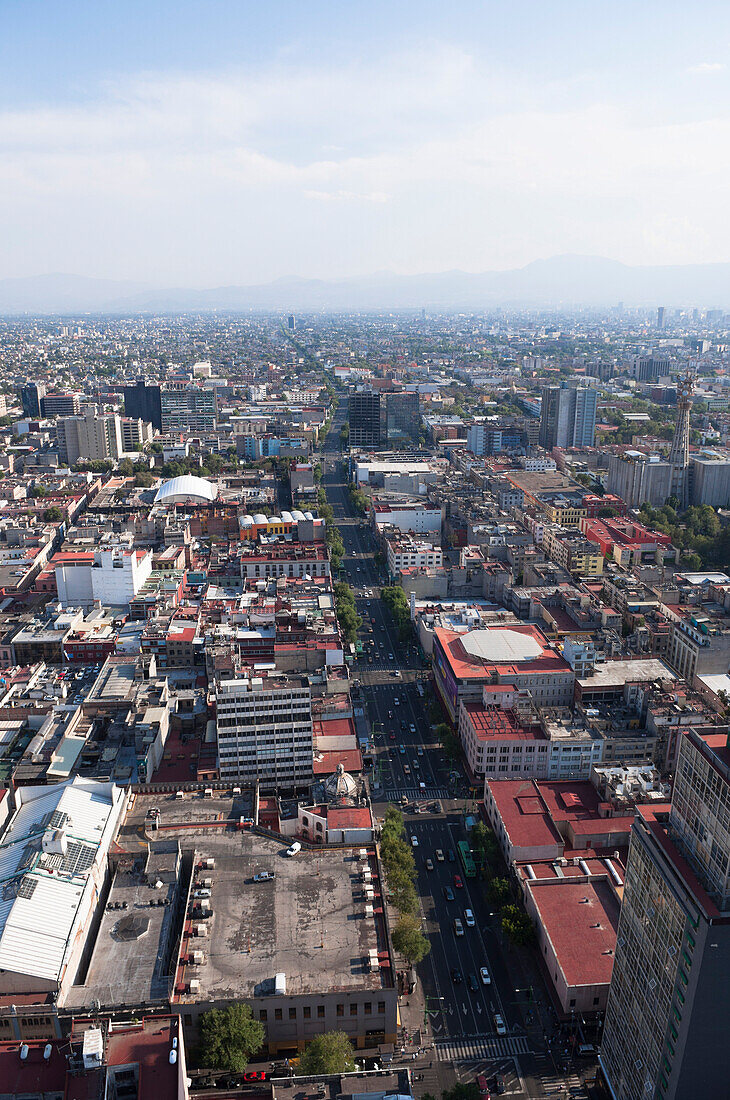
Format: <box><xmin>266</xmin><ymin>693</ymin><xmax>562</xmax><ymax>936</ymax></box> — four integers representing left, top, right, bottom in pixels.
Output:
<box><xmin>2</xmin><ymin>0</ymin><xmax>730</xmax><ymax>286</ymax></box>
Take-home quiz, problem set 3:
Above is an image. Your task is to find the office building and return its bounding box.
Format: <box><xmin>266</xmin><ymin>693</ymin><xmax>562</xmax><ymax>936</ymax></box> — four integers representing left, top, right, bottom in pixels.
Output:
<box><xmin>348</xmin><ymin>389</ymin><xmax>382</xmax><ymax>448</ymax></box>
<box><xmin>539</xmin><ymin>386</ymin><xmax>596</xmax><ymax>450</ymax></box>
<box><xmin>657</xmin><ymin>305</ymin><xmax>666</xmax><ymax>329</ymax></box>
<box><xmin>123</xmin><ymin>380</ymin><xmax>163</xmax><ymax>430</ymax></box>
<box><xmin>19</xmin><ymin>381</ymin><xmax>46</xmax><ymax>418</ymax></box>
<box><xmin>288</xmin><ymin>314</ymin><xmax>296</xmax><ymax>331</ymax></box>
<box><xmin>215</xmin><ymin>674</ymin><xmax>314</xmax><ymax>789</ymax></box>
<box><xmin>56</xmin><ymin>411</ymin><xmax>124</xmax><ymax>465</ymax></box>
<box><xmin>601</xmin><ymin>729</ymin><xmax>730</xmax><ymax>1099</ymax></box>
<box><xmin>629</xmin><ymin>356</ymin><xmax>672</xmax><ymax>382</ymax></box>
<box><xmin>41</xmin><ymin>391</ymin><xmax>81</xmax><ymax>417</ymax></box>
<box><xmin>385</xmin><ymin>390</ymin><xmax>420</xmax><ymax>443</ymax></box>
<box><xmin>690</xmin><ymin>454</ymin><xmax>730</xmax><ymax>506</ymax></box>
<box><xmin>606</xmin><ymin>450</ymin><xmax>672</xmax><ymax>508</ymax></box>
<box><xmin>160</xmin><ymin>384</ymin><xmax>217</xmax><ymax>432</ymax></box>
<box><xmin>55</xmin><ymin>547</ymin><xmax>153</xmax><ymax>609</ymax></box>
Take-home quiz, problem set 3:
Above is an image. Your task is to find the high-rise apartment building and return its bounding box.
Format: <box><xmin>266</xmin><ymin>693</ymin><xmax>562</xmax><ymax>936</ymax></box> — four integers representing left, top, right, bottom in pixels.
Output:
<box><xmin>600</xmin><ymin>728</ymin><xmax>730</xmax><ymax>1098</ymax></box>
<box><xmin>19</xmin><ymin>381</ymin><xmax>46</xmax><ymax>418</ymax></box>
<box><xmin>348</xmin><ymin>389</ymin><xmax>382</xmax><ymax>448</ymax></box>
<box><xmin>56</xmin><ymin>412</ymin><xmax>123</xmax><ymax>465</ymax></box>
<box><xmin>120</xmin><ymin>417</ymin><xmax>154</xmax><ymax>451</ymax></box>
<box><xmin>629</xmin><ymin>356</ymin><xmax>672</xmax><ymax>382</ymax></box>
<box><xmin>214</xmin><ymin>675</ymin><xmax>313</xmax><ymax>790</ymax></box>
<box><xmin>539</xmin><ymin>385</ymin><xmax>597</xmax><ymax>449</ymax></box>
<box><xmin>160</xmin><ymin>384</ymin><xmax>217</xmax><ymax>432</ymax></box>
<box><xmin>123</xmin><ymin>380</ymin><xmax>163</xmax><ymax>431</ymax></box>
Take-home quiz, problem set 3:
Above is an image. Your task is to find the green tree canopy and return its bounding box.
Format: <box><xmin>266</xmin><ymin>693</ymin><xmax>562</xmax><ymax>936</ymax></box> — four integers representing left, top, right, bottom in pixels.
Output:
<box><xmin>198</xmin><ymin>1003</ymin><xmax>264</xmax><ymax>1073</ymax></box>
<box><xmin>392</xmin><ymin>913</ymin><xmax>431</xmax><ymax>965</ymax></box>
<box><xmin>299</xmin><ymin>1031</ymin><xmax>356</xmax><ymax>1075</ymax></box>
<box><xmin>43</xmin><ymin>506</ymin><xmax>63</xmax><ymax>522</ymax></box>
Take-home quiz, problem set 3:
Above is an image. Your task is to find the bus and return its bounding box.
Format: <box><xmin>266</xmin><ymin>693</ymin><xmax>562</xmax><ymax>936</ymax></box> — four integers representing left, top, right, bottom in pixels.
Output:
<box><xmin>457</xmin><ymin>840</ymin><xmax>477</xmax><ymax>878</ymax></box>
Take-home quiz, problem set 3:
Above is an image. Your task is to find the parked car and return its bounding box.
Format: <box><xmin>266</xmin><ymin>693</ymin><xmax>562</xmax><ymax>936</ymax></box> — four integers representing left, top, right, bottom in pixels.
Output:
<box><xmin>252</xmin><ymin>871</ymin><xmax>275</xmax><ymax>883</ymax></box>
<box><xmin>286</xmin><ymin>842</ymin><xmax>302</xmax><ymax>857</ymax></box>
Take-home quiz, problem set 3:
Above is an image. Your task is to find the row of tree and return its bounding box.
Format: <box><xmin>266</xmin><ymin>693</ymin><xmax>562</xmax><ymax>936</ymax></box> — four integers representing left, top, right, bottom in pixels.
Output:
<box><xmin>197</xmin><ymin>1002</ymin><xmax>356</xmax><ymax>1075</ymax></box>
<box><xmin>333</xmin><ymin>581</ymin><xmax>362</xmax><ymax>646</ymax></box>
<box><xmin>380</xmin><ymin>807</ymin><xmax>431</xmax><ymax>965</ymax></box>
<box><xmin>380</xmin><ymin>586</ymin><xmax>413</xmax><ymax>642</ymax></box>
<box><xmin>348</xmin><ymin>482</ymin><xmax>369</xmax><ymax>515</ymax></box>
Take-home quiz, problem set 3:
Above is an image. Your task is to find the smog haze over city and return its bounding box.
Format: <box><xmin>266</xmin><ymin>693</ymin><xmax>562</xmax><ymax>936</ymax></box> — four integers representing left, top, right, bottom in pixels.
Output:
<box><xmin>1</xmin><ymin>6</ymin><xmax>730</xmax><ymax>1100</ymax></box>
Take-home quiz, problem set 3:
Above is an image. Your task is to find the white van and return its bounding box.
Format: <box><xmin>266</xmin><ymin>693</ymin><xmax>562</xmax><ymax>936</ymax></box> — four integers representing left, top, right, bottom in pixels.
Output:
<box><xmin>286</xmin><ymin>842</ymin><xmax>302</xmax><ymax>857</ymax></box>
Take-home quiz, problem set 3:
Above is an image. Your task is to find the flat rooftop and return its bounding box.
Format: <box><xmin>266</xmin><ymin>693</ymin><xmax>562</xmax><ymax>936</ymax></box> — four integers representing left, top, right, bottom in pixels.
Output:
<box><xmin>577</xmin><ymin>658</ymin><xmax>675</xmax><ymax>690</ymax></box>
<box><xmin>179</xmin><ymin>833</ymin><xmax>388</xmax><ymax>1000</ymax></box>
<box><xmin>527</xmin><ymin>877</ymin><xmax>620</xmax><ymax>987</ymax></box>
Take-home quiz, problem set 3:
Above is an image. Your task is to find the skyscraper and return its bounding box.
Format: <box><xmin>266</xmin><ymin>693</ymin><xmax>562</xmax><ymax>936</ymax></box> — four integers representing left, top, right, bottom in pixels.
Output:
<box><xmin>19</xmin><ymin>381</ymin><xmax>46</xmax><ymax>419</ymax></box>
<box><xmin>539</xmin><ymin>385</ymin><xmax>596</xmax><ymax>449</ymax></box>
<box><xmin>123</xmin><ymin>380</ymin><xmax>162</xmax><ymax>431</ymax></box>
<box><xmin>657</xmin><ymin>305</ymin><xmax>667</xmax><ymax>329</ymax></box>
<box><xmin>600</xmin><ymin>728</ymin><xmax>730</xmax><ymax>1099</ymax></box>
<box><xmin>668</xmin><ymin>371</ymin><xmax>694</xmax><ymax>509</ymax></box>
<box><xmin>348</xmin><ymin>389</ymin><xmax>382</xmax><ymax>448</ymax></box>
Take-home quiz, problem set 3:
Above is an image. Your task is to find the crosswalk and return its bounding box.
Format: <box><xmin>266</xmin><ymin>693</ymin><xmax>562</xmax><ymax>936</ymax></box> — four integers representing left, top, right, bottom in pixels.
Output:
<box><xmin>531</xmin><ymin>1053</ymin><xmax>589</xmax><ymax>1097</ymax></box>
<box><xmin>384</xmin><ymin>786</ymin><xmax>449</xmax><ymax>801</ymax></box>
<box><xmin>436</xmin><ymin>1034</ymin><xmax>531</xmax><ymax>1061</ymax></box>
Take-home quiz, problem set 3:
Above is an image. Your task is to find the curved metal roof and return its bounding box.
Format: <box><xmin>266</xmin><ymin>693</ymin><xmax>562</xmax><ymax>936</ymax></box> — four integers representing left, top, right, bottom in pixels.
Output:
<box><xmin>153</xmin><ymin>475</ymin><xmax>218</xmax><ymax>504</ymax></box>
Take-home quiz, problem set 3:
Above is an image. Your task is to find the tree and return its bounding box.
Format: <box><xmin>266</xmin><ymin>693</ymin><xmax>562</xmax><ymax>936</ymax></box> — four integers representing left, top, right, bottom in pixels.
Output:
<box><xmin>442</xmin><ymin>1084</ymin><xmax>481</xmax><ymax>1100</ymax></box>
<box><xmin>198</xmin><ymin>1003</ymin><xmax>264</xmax><ymax>1073</ymax></box>
<box><xmin>134</xmin><ymin>471</ymin><xmax>156</xmax><ymax>488</ymax></box>
<box><xmin>43</xmin><ymin>506</ymin><xmax>63</xmax><ymax>522</ymax></box>
<box><xmin>392</xmin><ymin>913</ymin><xmax>431</xmax><ymax>964</ymax></box>
<box><xmin>299</xmin><ymin>1031</ymin><xmax>356</xmax><ymax>1075</ymax></box>
<box><xmin>487</xmin><ymin>876</ymin><xmax>511</xmax><ymax>906</ymax></box>
<box><xmin>501</xmin><ymin>903</ymin><xmax>535</xmax><ymax>947</ymax></box>
<box><xmin>30</xmin><ymin>485</ymin><xmax>46</xmax><ymax>499</ymax></box>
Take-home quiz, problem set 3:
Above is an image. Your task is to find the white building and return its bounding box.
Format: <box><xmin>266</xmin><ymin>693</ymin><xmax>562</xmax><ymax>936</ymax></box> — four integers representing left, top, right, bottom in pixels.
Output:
<box><xmin>215</xmin><ymin>675</ymin><xmax>314</xmax><ymax>789</ymax></box>
<box><xmin>386</xmin><ymin>538</ymin><xmax>443</xmax><ymax>576</ymax></box>
<box><xmin>0</xmin><ymin>777</ymin><xmax>125</xmax><ymax>1000</ymax></box>
<box><xmin>57</xmin><ymin>412</ymin><xmax>123</xmax><ymax>465</ymax></box>
<box><xmin>55</xmin><ymin>548</ymin><xmax>153</xmax><ymax>609</ymax></box>
<box><xmin>372</xmin><ymin>501</ymin><xmax>442</xmax><ymax>536</ymax></box>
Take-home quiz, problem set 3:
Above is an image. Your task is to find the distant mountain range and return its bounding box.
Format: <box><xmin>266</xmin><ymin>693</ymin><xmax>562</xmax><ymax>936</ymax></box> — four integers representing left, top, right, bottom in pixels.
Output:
<box><xmin>2</xmin><ymin>255</ymin><xmax>729</xmax><ymax>314</ymax></box>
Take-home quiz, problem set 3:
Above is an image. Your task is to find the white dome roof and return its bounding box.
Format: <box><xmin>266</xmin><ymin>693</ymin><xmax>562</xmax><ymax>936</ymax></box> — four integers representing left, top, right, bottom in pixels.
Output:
<box><xmin>281</xmin><ymin>510</ymin><xmax>293</xmax><ymax>523</ymax></box>
<box><xmin>292</xmin><ymin>509</ymin><xmax>306</xmax><ymax>521</ymax></box>
<box><xmin>154</xmin><ymin>475</ymin><xmax>218</xmax><ymax>504</ymax></box>
<box><xmin>253</xmin><ymin>513</ymin><xmax>267</xmax><ymax>524</ymax></box>
<box><xmin>324</xmin><ymin>762</ymin><xmax>359</xmax><ymax>802</ymax></box>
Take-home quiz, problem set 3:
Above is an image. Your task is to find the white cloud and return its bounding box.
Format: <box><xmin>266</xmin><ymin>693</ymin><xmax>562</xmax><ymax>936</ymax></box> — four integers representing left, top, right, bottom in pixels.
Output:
<box><xmin>1</xmin><ymin>45</ymin><xmax>730</xmax><ymax>280</ymax></box>
<box><xmin>686</xmin><ymin>61</ymin><xmax>725</xmax><ymax>74</ymax></box>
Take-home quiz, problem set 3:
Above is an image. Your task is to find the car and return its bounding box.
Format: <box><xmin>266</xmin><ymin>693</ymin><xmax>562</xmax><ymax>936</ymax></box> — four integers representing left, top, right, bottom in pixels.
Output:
<box><xmin>389</xmin><ymin>732</ymin><xmax>396</xmax><ymax>741</ymax></box>
<box><xmin>394</xmin><ymin>698</ymin><xmax>400</xmax><ymax>706</ymax></box>
<box><xmin>388</xmin><ymin>710</ymin><xmax>393</xmax><ymax>719</ymax></box>
<box><xmin>431</xmin><ymin>801</ymin><xmax>442</xmax><ymax>814</ymax></box>
<box><xmin>454</xmin><ymin>874</ymin><xmax>463</xmax><ymax>889</ymax></box>
<box><xmin>403</xmin><ymin>765</ymin><xmax>410</xmax><ymax>775</ymax></box>
<box><xmin>286</xmin><ymin>842</ymin><xmax>302</xmax><ymax>857</ymax></box>
<box><xmin>486</xmin><ymin>1074</ymin><xmax>504</xmax><ymax>1096</ymax></box>
<box><xmin>577</xmin><ymin>1044</ymin><xmax>597</xmax><ymax>1056</ymax></box>
<box><xmin>480</xmin><ymin>966</ymin><xmax>492</xmax><ymax>985</ymax></box>
<box><xmin>400</xmin><ymin>720</ymin><xmax>407</xmax><ymax>731</ymax></box>
<box><xmin>410</xmin><ymin>835</ymin><xmax>418</xmax><ymax>847</ymax></box>
<box><xmin>425</xmin><ymin>858</ymin><xmax>434</xmax><ymax>871</ymax></box>
<box><xmin>443</xmin><ymin>886</ymin><xmax>455</xmax><ymax>901</ymax></box>
<box><xmin>464</xmin><ymin>908</ymin><xmax>475</xmax><ymax>927</ymax></box>
<box><xmin>468</xmin><ymin>973</ymin><xmax>479</xmax><ymax>993</ymax></box>
<box><xmin>447</xmin><ymin>848</ymin><xmax>455</xmax><ymax>862</ymax></box>
<box><xmin>252</xmin><ymin>871</ymin><xmax>275</xmax><ymax>883</ymax></box>
<box><xmin>388</xmin><ymin>654</ymin><xmax>394</xmax><ymax>661</ymax></box>
<box><xmin>435</xmin><ymin>849</ymin><xmax>444</xmax><ymax>861</ymax></box>
<box><xmin>410</xmin><ymin>724</ymin><xmax>416</xmax><ymax>733</ymax></box>
<box><xmin>193</xmin><ymin>888</ymin><xmax>211</xmax><ymax>899</ymax></box>
<box><xmin>453</xmin><ymin>918</ymin><xmax>464</xmax><ymax>936</ymax></box>
<box><xmin>476</xmin><ymin>1075</ymin><xmax>491</xmax><ymax>1099</ymax></box>
<box><xmin>399</xmin><ymin>745</ymin><xmax>406</xmax><ymax>754</ymax></box>
<box><xmin>412</xmin><ymin>758</ymin><xmax>419</xmax><ymax>769</ymax></box>
<box><xmin>417</xmin><ymin>747</ymin><xmax>424</xmax><ymax>756</ymax></box>
<box><xmin>493</xmin><ymin>1013</ymin><xmax>506</xmax><ymax>1036</ymax></box>
<box><xmin>450</xmin><ymin>968</ymin><xmax>462</xmax><ymax>984</ymax></box>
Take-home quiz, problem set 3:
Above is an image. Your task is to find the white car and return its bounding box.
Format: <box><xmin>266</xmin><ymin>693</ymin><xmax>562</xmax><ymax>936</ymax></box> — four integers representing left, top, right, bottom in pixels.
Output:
<box><xmin>464</xmin><ymin>908</ymin><xmax>475</xmax><ymax>927</ymax></box>
<box><xmin>193</xmin><ymin>888</ymin><xmax>211</xmax><ymax>899</ymax></box>
<box><xmin>436</xmin><ymin>849</ymin><xmax>444</xmax><ymax>861</ymax></box>
<box><xmin>286</xmin><ymin>842</ymin><xmax>302</xmax><ymax>857</ymax></box>
<box><xmin>410</xmin><ymin>835</ymin><xmax>419</xmax><ymax>847</ymax></box>
<box><xmin>480</xmin><ymin>966</ymin><xmax>492</xmax><ymax>985</ymax></box>
<box><xmin>494</xmin><ymin>1013</ymin><xmax>506</xmax><ymax>1036</ymax></box>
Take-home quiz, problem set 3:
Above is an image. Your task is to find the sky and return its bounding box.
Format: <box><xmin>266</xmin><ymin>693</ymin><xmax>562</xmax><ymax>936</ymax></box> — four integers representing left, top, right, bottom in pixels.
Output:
<box><xmin>2</xmin><ymin>0</ymin><xmax>730</xmax><ymax>287</ymax></box>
